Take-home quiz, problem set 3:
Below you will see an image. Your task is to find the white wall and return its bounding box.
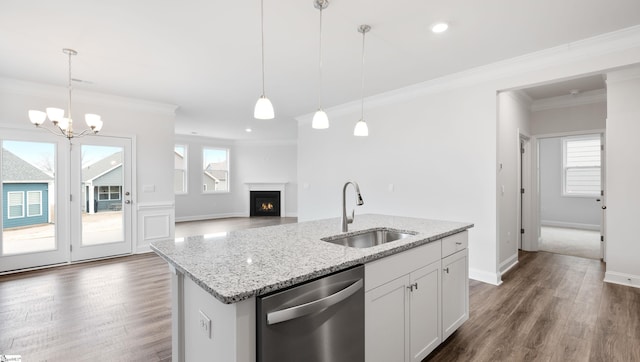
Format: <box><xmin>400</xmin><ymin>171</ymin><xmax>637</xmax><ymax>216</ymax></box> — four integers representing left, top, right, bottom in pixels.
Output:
<box><xmin>0</xmin><ymin>77</ymin><xmax>176</xmax><ymax>253</ymax></box>
<box><xmin>604</xmin><ymin>66</ymin><xmax>640</xmax><ymax>287</ymax></box>
<box><xmin>539</xmin><ymin>137</ymin><xmax>601</xmax><ymax>229</ymax></box>
<box><xmin>531</xmin><ymin>100</ymin><xmax>606</xmax><ymax>135</ymax></box>
<box><xmin>298</xmin><ymin>26</ymin><xmax>640</xmax><ymax>285</ymax></box>
<box><xmin>497</xmin><ymin>92</ymin><xmax>531</xmax><ymax>272</ymax></box>
<box><xmin>175</xmin><ymin>135</ymin><xmax>297</xmax><ymax>221</ymax></box>
<box><xmin>298</xmin><ymin>83</ymin><xmax>500</xmax><ymax>284</ymax></box>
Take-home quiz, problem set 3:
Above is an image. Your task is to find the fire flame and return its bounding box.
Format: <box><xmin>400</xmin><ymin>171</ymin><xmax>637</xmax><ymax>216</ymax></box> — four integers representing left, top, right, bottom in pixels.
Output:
<box><xmin>261</xmin><ymin>202</ymin><xmax>274</xmax><ymax>211</ymax></box>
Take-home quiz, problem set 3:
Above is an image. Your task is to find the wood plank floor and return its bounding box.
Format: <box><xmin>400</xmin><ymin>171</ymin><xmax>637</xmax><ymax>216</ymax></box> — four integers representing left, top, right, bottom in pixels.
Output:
<box><xmin>425</xmin><ymin>251</ymin><xmax>640</xmax><ymax>362</ymax></box>
<box><xmin>2</xmin><ymin>217</ymin><xmax>639</xmax><ymax>361</ymax></box>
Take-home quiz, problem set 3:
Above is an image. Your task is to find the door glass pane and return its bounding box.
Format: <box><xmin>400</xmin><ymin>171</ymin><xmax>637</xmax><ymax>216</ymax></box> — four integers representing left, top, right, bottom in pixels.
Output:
<box><xmin>2</xmin><ymin>140</ymin><xmax>56</xmax><ymax>255</ymax></box>
<box><xmin>81</xmin><ymin>145</ymin><xmax>124</xmax><ymax>246</ymax></box>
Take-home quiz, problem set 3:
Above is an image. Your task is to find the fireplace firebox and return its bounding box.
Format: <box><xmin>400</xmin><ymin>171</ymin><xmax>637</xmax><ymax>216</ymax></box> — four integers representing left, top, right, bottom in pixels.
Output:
<box><xmin>250</xmin><ymin>191</ymin><xmax>281</xmax><ymax>217</ymax></box>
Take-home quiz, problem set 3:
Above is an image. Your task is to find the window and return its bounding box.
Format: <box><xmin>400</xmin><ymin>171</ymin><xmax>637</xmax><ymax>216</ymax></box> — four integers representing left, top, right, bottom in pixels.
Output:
<box><xmin>98</xmin><ymin>186</ymin><xmax>122</xmax><ymax>200</ymax></box>
<box><xmin>8</xmin><ymin>191</ymin><xmax>24</xmax><ymax>219</ymax></box>
<box><xmin>203</xmin><ymin>147</ymin><xmax>229</xmax><ymax>193</ymax></box>
<box><xmin>27</xmin><ymin>191</ymin><xmax>42</xmax><ymax>217</ymax></box>
<box><xmin>175</xmin><ymin>144</ymin><xmax>187</xmax><ymax>194</ymax></box>
<box><xmin>562</xmin><ymin>134</ymin><xmax>601</xmax><ymax>196</ymax></box>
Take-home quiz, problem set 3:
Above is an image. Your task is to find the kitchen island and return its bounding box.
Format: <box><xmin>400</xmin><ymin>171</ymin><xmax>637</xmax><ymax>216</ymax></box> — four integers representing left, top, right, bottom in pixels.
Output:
<box><xmin>151</xmin><ymin>214</ymin><xmax>473</xmax><ymax>362</ymax></box>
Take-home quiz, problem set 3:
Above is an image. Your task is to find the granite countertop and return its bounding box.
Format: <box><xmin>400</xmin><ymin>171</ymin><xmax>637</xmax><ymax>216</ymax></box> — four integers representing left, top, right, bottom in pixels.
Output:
<box><xmin>150</xmin><ymin>214</ymin><xmax>473</xmax><ymax>304</ymax></box>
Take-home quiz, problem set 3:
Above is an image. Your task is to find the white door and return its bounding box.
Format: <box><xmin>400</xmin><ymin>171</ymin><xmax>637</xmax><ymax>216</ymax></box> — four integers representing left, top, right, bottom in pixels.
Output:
<box><xmin>70</xmin><ymin>136</ymin><xmax>132</xmax><ymax>262</ymax></box>
<box><xmin>1</xmin><ymin>132</ymin><xmax>67</xmax><ymax>272</ymax></box>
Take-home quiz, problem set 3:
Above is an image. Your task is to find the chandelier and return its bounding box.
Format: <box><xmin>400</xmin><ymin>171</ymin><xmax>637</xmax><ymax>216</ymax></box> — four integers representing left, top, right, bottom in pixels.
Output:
<box><xmin>28</xmin><ymin>48</ymin><xmax>103</xmax><ymax>139</ymax></box>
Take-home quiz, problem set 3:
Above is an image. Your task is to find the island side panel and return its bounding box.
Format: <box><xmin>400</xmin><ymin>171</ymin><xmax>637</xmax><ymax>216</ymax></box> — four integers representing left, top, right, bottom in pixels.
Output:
<box><xmin>181</xmin><ymin>273</ymin><xmax>256</xmax><ymax>362</ymax></box>
<box><xmin>170</xmin><ymin>266</ymin><xmax>185</xmax><ymax>362</ymax></box>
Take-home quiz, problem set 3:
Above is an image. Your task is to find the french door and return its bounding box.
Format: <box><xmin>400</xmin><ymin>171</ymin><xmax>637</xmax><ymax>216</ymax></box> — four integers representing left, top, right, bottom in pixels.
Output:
<box><xmin>69</xmin><ymin>137</ymin><xmax>132</xmax><ymax>261</ymax></box>
<box><xmin>0</xmin><ymin>129</ymin><xmax>132</xmax><ymax>273</ymax></box>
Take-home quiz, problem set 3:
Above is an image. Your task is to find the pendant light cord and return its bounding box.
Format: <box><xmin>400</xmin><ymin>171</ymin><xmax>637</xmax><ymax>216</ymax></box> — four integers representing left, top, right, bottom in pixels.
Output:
<box><xmin>67</xmin><ymin>50</ymin><xmax>73</xmax><ymax>135</ymax></box>
<box><xmin>260</xmin><ymin>0</ymin><xmax>266</xmax><ymax>96</ymax></box>
<box><xmin>317</xmin><ymin>6</ymin><xmax>323</xmax><ymax>109</ymax></box>
<box><xmin>360</xmin><ymin>28</ymin><xmax>366</xmax><ymax>121</ymax></box>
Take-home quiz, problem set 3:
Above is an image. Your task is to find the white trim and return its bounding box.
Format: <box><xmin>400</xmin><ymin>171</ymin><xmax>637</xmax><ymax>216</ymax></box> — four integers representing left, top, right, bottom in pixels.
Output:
<box><xmin>499</xmin><ymin>254</ymin><xmax>519</xmax><ymax>275</ymax></box>
<box><xmin>7</xmin><ymin>191</ymin><xmax>25</xmax><ymax>219</ymax></box>
<box><xmin>137</xmin><ymin>201</ymin><xmax>175</xmax><ymax>211</ymax></box>
<box><xmin>540</xmin><ymin>220</ymin><xmax>600</xmax><ymax>231</ymax></box>
<box><xmin>296</xmin><ymin>25</ymin><xmax>640</xmax><ymax>124</ymax></box>
<box><xmin>531</xmin><ymin>88</ymin><xmax>606</xmax><ymax>111</ymax></box>
<box><xmin>606</xmin><ymin>65</ymin><xmax>640</xmax><ymax>83</ymax></box>
<box><xmin>26</xmin><ymin>190</ymin><xmax>43</xmax><ymax>217</ymax></box>
<box><xmin>175</xmin><ymin>212</ymin><xmax>245</xmax><ymax>223</ymax></box>
<box><xmin>245</xmin><ymin>182</ymin><xmax>288</xmax><ymax>217</ymax></box>
<box><xmin>604</xmin><ymin>271</ymin><xmax>640</xmax><ymax>289</ymax></box>
<box><xmin>469</xmin><ymin>268</ymin><xmax>502</xmax><ymax>286</ymax></box>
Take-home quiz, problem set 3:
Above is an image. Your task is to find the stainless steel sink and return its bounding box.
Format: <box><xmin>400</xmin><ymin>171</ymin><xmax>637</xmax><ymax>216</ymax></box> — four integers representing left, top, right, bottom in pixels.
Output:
<box><xmin>321</xmin><ymin>228</ymin><xmax>417</xmax><ymax>248</ymax></box>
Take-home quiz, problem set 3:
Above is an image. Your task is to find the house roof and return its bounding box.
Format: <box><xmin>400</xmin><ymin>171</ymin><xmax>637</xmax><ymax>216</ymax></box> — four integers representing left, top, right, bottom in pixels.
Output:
<box><xmin>82</xmin><ymin>151</ymin><xmax>123</xmax><ymax>182</ymax></box>
<box><xmin>204</xmin><ymin>161</ymin><xmax>227</xmax><ymax>181</ymax></box>
<box><xmin>2</xmin><ymin>149</ymin><xmax>53</xmax><ymax>182</ymax></box>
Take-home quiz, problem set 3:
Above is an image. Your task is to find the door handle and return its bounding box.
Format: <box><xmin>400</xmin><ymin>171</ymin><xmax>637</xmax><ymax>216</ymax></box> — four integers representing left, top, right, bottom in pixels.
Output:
<box><xmin>125</xmin><ymin>200</ymin><xmax>131</xmax><ymax>204</ymax></box>
<box><xmin>602</xmin><ymin>206</ymin><xmax>607</xmax><ymax>210</ymax></box>
<box><xmin>266</xmin><ymin>279</ymin><xmax>363</xmax><ymax>325</ymax></box>
<box><xmin>596</xmin><ymin>198</ymin><xmax>601</xmax><ymax>202</ymax></box>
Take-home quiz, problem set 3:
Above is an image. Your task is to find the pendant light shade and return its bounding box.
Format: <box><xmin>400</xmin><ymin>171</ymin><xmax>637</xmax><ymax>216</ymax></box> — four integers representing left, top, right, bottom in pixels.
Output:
<box><xmin>354</xmin><ymin>24</ymin><xmax>371</xmax><ymax>137</ymax></box>
<box><xmin>312</xmin><ymin>109</ymin><xmax>329</xmax><ymax>129</ymax></box>
<box><xmin>255</xmin><ymin>0</ymin><xmax>275</xmax><ymax>120</ymax></box>
<box><xmin>311</xmin><ymin>0</ymin><xmax>330</xmax><ymax>129</ymax></box>
<box><xmin>353</xmin><ymin>119</ymin><xmax>368</xmax><ymax>136</ymax></box>
<box><xmin>254</xmin><ymin>95</ymin><xmax>274</xmax><ymax>119</ymax></box>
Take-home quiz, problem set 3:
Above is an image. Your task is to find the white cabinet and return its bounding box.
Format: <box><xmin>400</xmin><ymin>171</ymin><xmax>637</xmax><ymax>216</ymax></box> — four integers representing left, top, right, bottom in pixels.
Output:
<box><xmin>365</xmin><ymin>230</ymin><xmax>469</xmax><ymax>361</ymax></box>
<box><xmin>441</xmin><ymin>248</ymin><xmax>469</xmax><ymax>340</ymax></box>
<box><xmin>365</xmin><ymin>241</ymin><xmax>441</xmax><ymax>362</ymax></box>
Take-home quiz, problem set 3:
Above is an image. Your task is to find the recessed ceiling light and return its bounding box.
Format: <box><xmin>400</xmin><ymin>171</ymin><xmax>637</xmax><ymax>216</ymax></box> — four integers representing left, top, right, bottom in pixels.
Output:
<box><xmin>431</xmin><ymin>22</ymin><xmax>449</xmax><ymax>33</ymax></box>
<box><xmin>191</xmin><ymin>131</ymin><xmax>198</xmax><ymax>135</ymax></box>
<box><xmin>245</xmin><ymin>128</ymin><xmax>252</xmax><ymax>133</ymax></box>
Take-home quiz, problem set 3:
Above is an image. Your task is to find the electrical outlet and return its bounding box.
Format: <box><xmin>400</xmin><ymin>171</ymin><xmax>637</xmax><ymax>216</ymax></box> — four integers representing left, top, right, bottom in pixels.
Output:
<box><xmin>199</xmin><ymin>310</ymin><xmax>212</xmax><ymax>339</ymax></box>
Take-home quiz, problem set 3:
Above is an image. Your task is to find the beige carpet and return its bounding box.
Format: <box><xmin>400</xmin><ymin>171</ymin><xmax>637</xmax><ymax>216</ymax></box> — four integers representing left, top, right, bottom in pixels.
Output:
<box><xmin>539</xmin><ymin>226</ymin><xmax>601</xmax><ymax>260</ymax></box>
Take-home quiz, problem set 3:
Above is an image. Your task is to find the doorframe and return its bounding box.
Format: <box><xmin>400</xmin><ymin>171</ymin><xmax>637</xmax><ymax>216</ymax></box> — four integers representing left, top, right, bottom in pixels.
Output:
<box><xmin>518</xmin><ymin>135</ymin><xmax>531</xmax><ymax>251</ymax></box>
<box><xmin>529</xmin><ymin>129</ymin><xmax>605</xmax><ymax>253</ymax></box>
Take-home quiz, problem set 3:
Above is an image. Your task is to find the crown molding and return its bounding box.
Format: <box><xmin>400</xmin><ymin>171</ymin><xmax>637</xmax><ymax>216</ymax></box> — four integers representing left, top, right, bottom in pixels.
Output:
<box><xmin>531</xmin><ymin>88</ymin><xmax>606</xmax><ymax>111</ymax></box>
<box><xmin>296</xmin><ymin>25</ymin><xmax>640</xmax><ymax>124</ymax></box>
<box><xmin>606</xmin><ymin>64</ymin><xmax>640</xmax><ymax>83</ymax></box>
<box><xmin>0</xmin><ymin>77</ymin><xmax>178</xmax><ymax>116</ymax></box>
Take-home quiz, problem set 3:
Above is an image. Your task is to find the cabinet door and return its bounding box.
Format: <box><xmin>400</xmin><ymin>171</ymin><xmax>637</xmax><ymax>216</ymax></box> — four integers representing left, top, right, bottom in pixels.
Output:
<box><xmin>409</xmin><ymin>261</ymin><xmax>441</xmax><ymax>362</ymax></box>
<box><xmin>365</xmin><ymin>275</ymin><xmax>410</xmax><ymax>362</ymax></box>
<box><xmin>442</xmin><ymin>248</ymin><xmax>469</xmax><ymax>340</ymax></box>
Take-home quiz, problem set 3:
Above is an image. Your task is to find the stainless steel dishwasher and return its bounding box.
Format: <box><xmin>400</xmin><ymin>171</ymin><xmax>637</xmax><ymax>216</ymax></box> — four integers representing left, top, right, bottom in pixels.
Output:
<box><xmin>257</xmin><ymin>265</ymin><xmax>364</xmax><ymax>362</ymax></box>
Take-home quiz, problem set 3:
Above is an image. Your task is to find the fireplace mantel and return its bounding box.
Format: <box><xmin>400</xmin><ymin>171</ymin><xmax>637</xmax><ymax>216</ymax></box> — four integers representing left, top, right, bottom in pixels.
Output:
<box><xmin>245</xmin><ymin>182</ymin><xmax>288</xmax><ymax>217</ymax></box>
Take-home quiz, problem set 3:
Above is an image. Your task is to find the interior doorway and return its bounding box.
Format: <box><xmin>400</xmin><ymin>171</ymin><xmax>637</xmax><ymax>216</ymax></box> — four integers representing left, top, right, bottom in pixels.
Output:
<box><xmin>536</xmin><ymin>133</ymin><xmax>603</xmax><ymax>260</ymax></box>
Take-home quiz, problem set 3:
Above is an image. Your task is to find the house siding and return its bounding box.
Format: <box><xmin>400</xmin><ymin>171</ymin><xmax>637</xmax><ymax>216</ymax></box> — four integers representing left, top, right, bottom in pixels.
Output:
<box><xmin>2</xmin><ymin>183</ymin><xmax>49</xmax><ymax>228</ymax></box>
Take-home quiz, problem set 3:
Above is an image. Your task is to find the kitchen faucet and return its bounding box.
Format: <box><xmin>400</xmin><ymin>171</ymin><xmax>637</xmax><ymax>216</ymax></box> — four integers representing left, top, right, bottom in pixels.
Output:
<box><xmin>342</xmin><ymin>181</ymin><xmax>364</xmax><ymax>232</ymax></box>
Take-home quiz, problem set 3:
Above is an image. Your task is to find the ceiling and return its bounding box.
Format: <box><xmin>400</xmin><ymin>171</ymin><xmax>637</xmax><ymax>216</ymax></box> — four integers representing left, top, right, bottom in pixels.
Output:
<box><xmin>522</xmin><ymin>75</ymin><xmax>607</xmax><ymax>101</ymax></box>
<box><xmin>1</xmin><ymin>1</ymin><xmax>639</xmax><ymax>141</ymax></box>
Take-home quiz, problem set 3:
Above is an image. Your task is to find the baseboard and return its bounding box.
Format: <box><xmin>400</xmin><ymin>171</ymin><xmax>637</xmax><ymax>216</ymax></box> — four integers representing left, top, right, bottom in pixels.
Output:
<box><xmin>604</xmin><ymin>271</ymin><xmax>640</xmax><ymax>289</ymax></box>
<box><xmin>540</xmin><ymin>220</ymin><xmax>600</xmax><ymax>231</ymax></box>
<box><xmin>469</xmin><ymin>268</ymin><xmax>502</xmax><ymax>286</ymax></box>
<box><xmin>499</xmin><ymin>254</ymin><xmax>519</xmax><ymax>275</ymax></box>
<box><xmin>136</xmin><ymin>246</ymin><xmax>154</xmax><ymax>254</ymax></box>
<box><xmin>175</xmin><ymin>212</ymin><xmax>245</xmax><ymax>223</ymax></box>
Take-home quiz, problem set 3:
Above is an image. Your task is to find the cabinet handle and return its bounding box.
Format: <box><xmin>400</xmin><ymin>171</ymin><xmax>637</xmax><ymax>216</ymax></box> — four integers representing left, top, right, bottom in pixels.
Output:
<box><xmin>413</xmin><ymin>282</ymin><xmax>418</xmax><ymax>290</ymax></box>
<box><xmin>455</xmin><ymin>242</ymin><xmax>462</xmax><ymax>245</ymax></box>
<box><xmin>443</xmin><ymin>267</ymin><xmax>449</xmax><ymax>274</ymax></box>
<box><xmin>406</xmin><ymin>283</ymin><xmax>418</xmax><ymax>292</ymax></box>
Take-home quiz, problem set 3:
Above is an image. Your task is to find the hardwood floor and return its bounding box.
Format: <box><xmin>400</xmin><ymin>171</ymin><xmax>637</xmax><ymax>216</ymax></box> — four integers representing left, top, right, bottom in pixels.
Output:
<box><xmin>425</xmin><ymin>251</ymin><xmax>640</xmax><ymax>362</ymax></box>
<box><xmin>2</xmin><ymin>217</ymin><xmax>639</xmax><ymax>361</ymax></box>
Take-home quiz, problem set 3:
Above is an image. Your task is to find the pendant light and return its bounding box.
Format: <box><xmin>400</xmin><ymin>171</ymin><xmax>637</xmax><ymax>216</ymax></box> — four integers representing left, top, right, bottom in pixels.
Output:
<box><xmin>354</xmin><ymin>24</ymin><xmax>371</xmax><ymax>137</ymax></box>
<box><xmin>311</xmin><ymin>0</ymin><xmax>329</xmax><ymax>129</ymax></box>
<box><xmin>254</xmin><ymin>0</ymin><xmax>275</xmax><ymax>119</ymax></box>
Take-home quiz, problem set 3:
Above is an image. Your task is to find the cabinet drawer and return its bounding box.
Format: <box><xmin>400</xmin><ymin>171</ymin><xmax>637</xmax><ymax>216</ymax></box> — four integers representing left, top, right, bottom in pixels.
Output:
<box><xmin>441</xmin><ymin>231</ymin><xmax>468</xmax><ymax>258</ymax></box>
<box><xmin>365</xmin><ymin>240</ymin><xmax>441</xmax><ymax>292</ymax></box>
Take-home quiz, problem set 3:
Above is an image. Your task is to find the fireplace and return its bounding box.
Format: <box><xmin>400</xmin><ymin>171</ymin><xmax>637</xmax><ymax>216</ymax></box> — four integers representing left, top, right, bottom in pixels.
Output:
<box><xmin>250</xmin><ymin>191</ymin><xmax>281</xmax><ymax>217</ymax></box>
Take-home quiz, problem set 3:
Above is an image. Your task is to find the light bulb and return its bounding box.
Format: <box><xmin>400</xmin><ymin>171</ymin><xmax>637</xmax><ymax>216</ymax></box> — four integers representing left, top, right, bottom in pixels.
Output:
<box><xmin>46</xmin><ymin>107</ymin><xmax>64</xmax><ymax>122</ymax></box>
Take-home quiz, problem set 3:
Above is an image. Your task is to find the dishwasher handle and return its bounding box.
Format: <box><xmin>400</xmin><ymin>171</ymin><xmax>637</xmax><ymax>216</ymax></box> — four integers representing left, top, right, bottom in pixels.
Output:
<box><xmin>266</xmin><ymin>279</ymin><xmax>363</xmax><ymax>325</ymax></box>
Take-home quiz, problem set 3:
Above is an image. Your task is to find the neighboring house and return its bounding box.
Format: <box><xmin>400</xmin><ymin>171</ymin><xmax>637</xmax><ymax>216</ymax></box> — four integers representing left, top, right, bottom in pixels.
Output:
<box><xmin>2</xmin><ymin>149</ymin><xmax>53</xmax><ymax>228</ymax></box>
<box><xmin>204</xmin><ymin>161</ymin><xmax>227</xmax><ymax>191</ymax></box>
<box><xmin>82</xmin><ymin>152</ymin><xmax>123</xmax><ymax>213</ymax></box>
